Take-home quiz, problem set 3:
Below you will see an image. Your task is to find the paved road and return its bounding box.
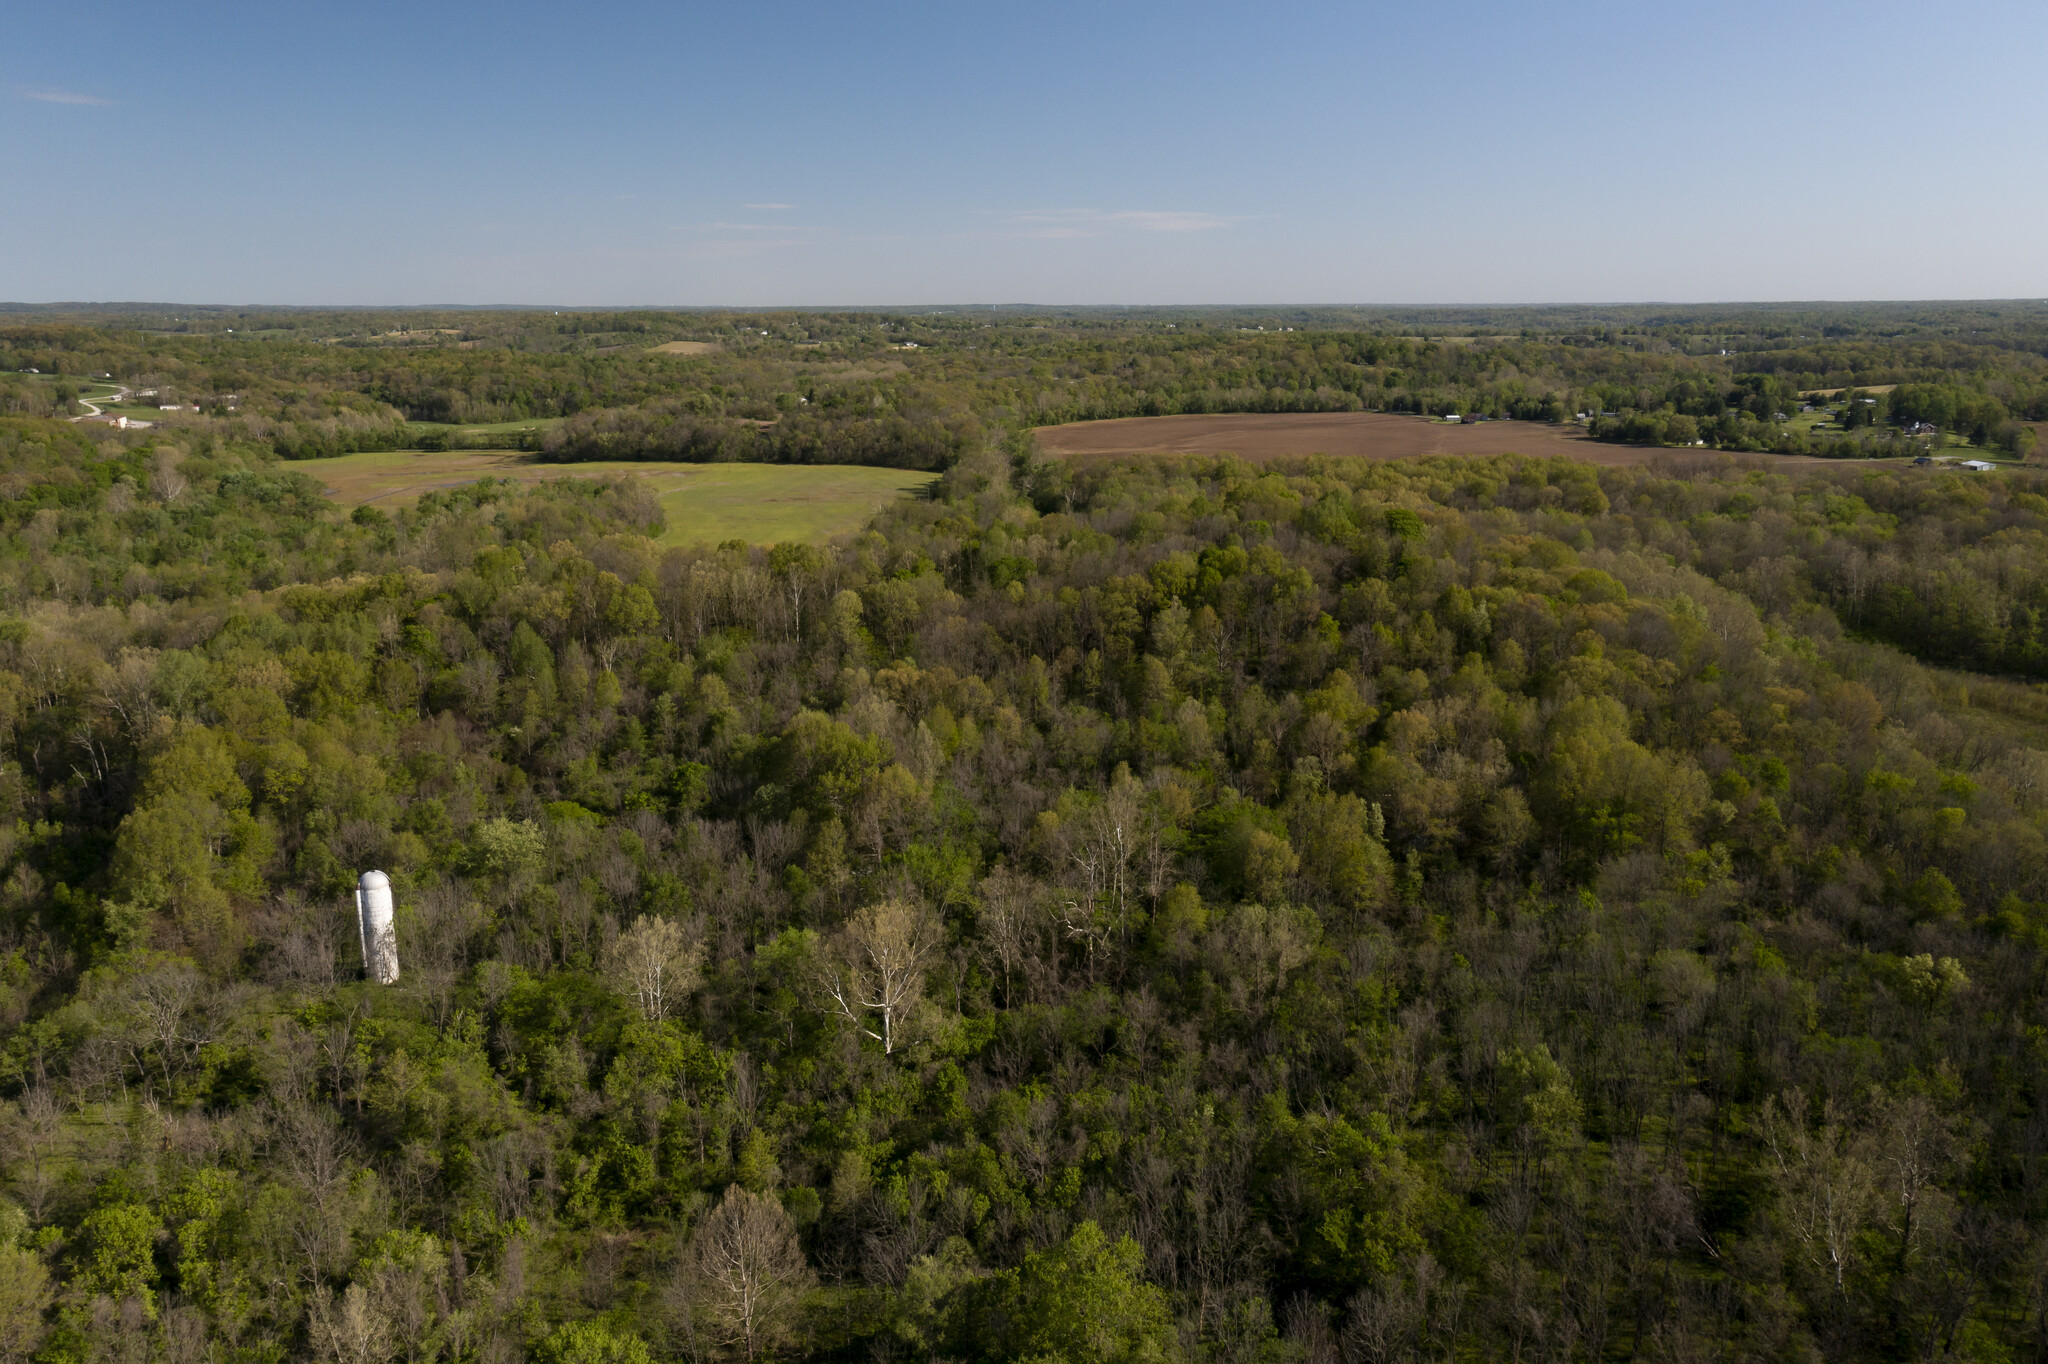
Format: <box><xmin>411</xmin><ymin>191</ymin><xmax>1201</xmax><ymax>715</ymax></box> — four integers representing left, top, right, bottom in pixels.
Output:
<box><xmin>70</xmin><ymin>382</ymin><xmax>129</xmax><ymax>420</ymax></box>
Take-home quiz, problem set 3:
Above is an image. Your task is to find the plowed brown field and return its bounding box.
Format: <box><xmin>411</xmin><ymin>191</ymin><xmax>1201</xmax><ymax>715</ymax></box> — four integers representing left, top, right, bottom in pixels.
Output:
<box><xmin>1031</xmin><ymin>412</ymin><xmax>1849</xmax><ymax>469</ymax></box>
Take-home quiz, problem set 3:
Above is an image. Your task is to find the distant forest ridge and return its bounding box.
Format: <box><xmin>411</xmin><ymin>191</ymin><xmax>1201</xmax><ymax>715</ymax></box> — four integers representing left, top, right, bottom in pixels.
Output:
<box><xmin>2</xmin><ymin>302</ymin><xmax>2045</xmax><ymax>465</ymax></box>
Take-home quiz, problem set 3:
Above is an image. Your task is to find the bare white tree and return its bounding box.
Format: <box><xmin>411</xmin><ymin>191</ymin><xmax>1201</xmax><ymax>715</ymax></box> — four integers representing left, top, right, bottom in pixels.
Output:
<box><xmin>129</xmin><ymin>965</ymin><xmax>201</xmax><ymax>1095</ymax></box>
<box><xmin>688</xmin><ymin>1185</ymin><xmax>812</xmax><ymax>1361</ymax></box>
<box><xmin>9</xmin><ymin>1084</ymin><xmax>64</xmax><ymax>1223</ymax></box>
<box><xmin>603</xmin><ymin>915</ymin><xmax>702</xmax><ymax>1022</ymax></box>
<box><xmin>271</xmin><ymin>1102</ymin><xmax>360</xmax><ymax>1281</ymax></box>
<box><xmin>1760</xmin><ymin>1090</ymin><xmax>1875</xmax><ymax>1298</ymax></box>
<box><xmin>816</xmin><ymin>899</ymin><xmax>939</xmax><ymax>1055</ymax></box>
<box><xmin>94</xmin><ymin>648</ymin><xmax>161</xmax><ymax>742</ymax></box>
<box><xmin>154</xmin><ymin>1306</ymin><xmax>210</xmax><ymax>1364</ymax></box>
<box><xmin>148</xmin><ymin>453</ymin><xmax>188</xmax><ymax>505</ymax></box>
<box><xmin>769</xmin><ymin>543</ymin><xmax>823</xmax><ymax>642</ymax></box>
<box><xmin>308</xmin><ymin>1282</ymin><xmax>393</xmax><ymax>1364</ymax></box>
<box><xmin>975</xmin><ymin>868</ymin><xmax>1057</xmax><ymax>1006</ymax></box>
<box><xmin>1047</xmin><ymin>774</ymin><xmax>1154</xmax><ymax>982</ymax></box>
<box><xmin>1872</xmin><ymin>1088</ymin><xmax>1960</xmax><ymax>1269</ymax></box>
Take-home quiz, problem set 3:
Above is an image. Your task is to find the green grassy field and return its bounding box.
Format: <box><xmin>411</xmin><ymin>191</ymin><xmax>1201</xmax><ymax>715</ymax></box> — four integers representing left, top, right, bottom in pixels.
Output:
<box><xmin>285</xmin><ymin>449</ymin><xmax>932</xmax><ymax>546</ymax></box>
<box><xmin>645</xmin><ymin>464</ymin><xmax>933</xmax><ymax>546</ymax></box>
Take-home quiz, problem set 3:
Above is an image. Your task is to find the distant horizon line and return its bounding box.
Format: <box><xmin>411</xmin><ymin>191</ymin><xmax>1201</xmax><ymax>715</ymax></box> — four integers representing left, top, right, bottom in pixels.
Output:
<box><xmin>4</xmin><ymin>298</ymin><xmax>2048</xmax><ymax>314</ymax></box>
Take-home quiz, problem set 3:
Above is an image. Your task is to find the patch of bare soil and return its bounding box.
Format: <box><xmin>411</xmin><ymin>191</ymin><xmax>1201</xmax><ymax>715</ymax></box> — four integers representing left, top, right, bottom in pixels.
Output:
<box><xmin>1032</xmin><ymin>411</ymin><xmax>1858</xmax><ymax>471</ymax></box>
<box><xmin>1036</xmin><ymin>412</ymin><xmax>1655</xmax><ymax>465</ymax></box>
<box><xmin>649</xmin><ymin>341</ymin><xmax>717</xmax><ymax>355</ymax></box>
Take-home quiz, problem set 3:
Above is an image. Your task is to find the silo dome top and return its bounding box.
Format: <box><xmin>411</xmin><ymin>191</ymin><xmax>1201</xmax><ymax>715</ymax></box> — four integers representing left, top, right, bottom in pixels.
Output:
<box><xmin>359</xmin><ymin>870</ymin><xmax>391</xmax><ymax>891</ymax></box>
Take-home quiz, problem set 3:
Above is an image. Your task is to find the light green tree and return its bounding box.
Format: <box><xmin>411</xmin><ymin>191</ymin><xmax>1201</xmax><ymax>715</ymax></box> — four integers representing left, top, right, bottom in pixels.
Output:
<box><xmin>106</xmin><ymin>727</ymin><xmax>269</xmax><ymax>958</ymax></box>
<box><xmin>534</xmin><ymin>1320</ymin><xmax>654</xmax><ymax>1364</ymax></box>
<box><xmin>981</xmin><ymin>1220</ymin><xmax>1173</xmax><ymax>1364</ymax></box>
<box><xmin>0</xmin><ymin>1241</ymin><xmax>52</xmax><ymax>1364</ymax></box>
<box><xmin>77</xmin><ymin>1202</ymin><xmax>160</xmax><ymax>1315</ymax></box>
<box><xmin>472</xmin><ymin>817</ymin><xmax>546</xmax><ymax>882</ymax></box>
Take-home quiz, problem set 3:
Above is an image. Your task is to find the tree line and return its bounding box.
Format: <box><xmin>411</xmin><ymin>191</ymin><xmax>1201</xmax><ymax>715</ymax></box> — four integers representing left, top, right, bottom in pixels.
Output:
<box><xmin>6</xmin><ymin>303</ymin><xmax>2048</xmax><ymax>470</ymax></box>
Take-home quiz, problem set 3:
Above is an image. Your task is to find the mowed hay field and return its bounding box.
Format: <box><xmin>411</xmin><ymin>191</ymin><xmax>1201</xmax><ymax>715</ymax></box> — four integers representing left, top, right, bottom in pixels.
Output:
<box><xmin>290</xmin><ymin>450</ymin><xmax>932</xmax><ymax>546</ymax></box>
<box><xmin>645</xmin><ymin>464</ymin><xmax>934</xmax><ymax>546</ymax></box>
<box><xmin>1035</xmin><ymin>411</ymin><xmax>1668</xmax><ymax>466</ymax></box>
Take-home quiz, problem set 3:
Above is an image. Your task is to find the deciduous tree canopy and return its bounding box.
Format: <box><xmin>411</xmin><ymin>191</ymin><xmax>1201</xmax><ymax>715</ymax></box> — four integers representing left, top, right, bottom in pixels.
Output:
<box><xmin>3</xmin><ymin>320</ymin><xmax>2048</xmax><ymax>1361</ymax></box>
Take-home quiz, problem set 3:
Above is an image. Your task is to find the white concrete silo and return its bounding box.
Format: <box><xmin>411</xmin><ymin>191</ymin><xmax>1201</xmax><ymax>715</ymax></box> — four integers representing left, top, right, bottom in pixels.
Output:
<box><xmin>356</xmin><ymin>870</ymin><xmax>401</xmax><ymax>984</ymax></box>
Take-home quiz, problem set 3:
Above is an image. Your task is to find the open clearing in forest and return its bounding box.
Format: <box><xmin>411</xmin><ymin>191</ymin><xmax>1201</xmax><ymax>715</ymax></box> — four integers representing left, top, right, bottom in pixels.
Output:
<box><xmin>1034</xmin><ymin>411</ymin><xmax>1665</xmax><ymax>465</ymax></box>
<box><xmin>289</xmin><ymin>449</ymin><xmax>932</xmax><ymax>545</ymax></box>
<box><xmin>1800</xmin><ymin>383</ymin><xmax>1899</xmax><ymax>398</ymax></box>
<box><xmin>644</xmin><ymin>464</ymin><xmax>934</xmax><ymax>546</ymax></box>
<box><xmin>1032</xmin><ymin>411</ymin><xmax>1868</xmax><ymax>469</ymax></box>
<box><xmin>648</xmin><ymin>340</ymin><xmax>717</xmax><ymax>355</ymax></box>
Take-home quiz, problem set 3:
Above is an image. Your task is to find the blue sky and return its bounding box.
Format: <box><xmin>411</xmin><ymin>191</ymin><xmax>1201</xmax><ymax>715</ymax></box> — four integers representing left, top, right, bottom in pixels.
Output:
<box><xmin>4</xmin><ymin>0</ymin><xmax>2043</xmax><ymax>305</ymax></box>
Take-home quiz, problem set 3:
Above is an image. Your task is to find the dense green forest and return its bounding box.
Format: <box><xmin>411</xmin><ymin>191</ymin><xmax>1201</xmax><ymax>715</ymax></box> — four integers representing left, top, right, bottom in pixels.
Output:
<box><xmin>3</xmin><ymin>303</ymin><xmax>2045</xmax><ymax>465</ymax></box>
<box><xmin>6</xmin><ymin>375</ymin><xmax>2048</xmax><ymax>1364</ymax></box>
<box><xmin>7</xmin><ymin>304</ymin><xmax>2048</xmax><ymax>1363</ymax></box>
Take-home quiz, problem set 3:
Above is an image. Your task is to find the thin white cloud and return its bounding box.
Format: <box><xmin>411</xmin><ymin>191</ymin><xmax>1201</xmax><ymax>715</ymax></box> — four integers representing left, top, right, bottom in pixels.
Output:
<box><xmin>1107</xmin><ymin>210</ymin><xmax>1233</xmax><ymax>232</ymax></box>
<box><xmin>743</xmin><ymin>202</ymin><xmax>796</xmax><ymax>210</ymax></box>
<box><xmin>700</xmin><ymin>221</ymin><xmax>828</xmax><ymax>233</ymax></box>
<box><xmin>671</xmin><ymin>217</ymin><xmax>831</xmax><ymax>257</ymax></box>
<box><xmin>19</xmin><ymin>88</ymin><xmax>111</xmax><ymax>106</ymax></box>
<box><xmin>997</xmin><ymin>208</ymin><xmax>1237</xmax><ymax>237</ymax></box>
<box><xmin>690</xmin><ymin>240</ymin><xmax>809</xmax><ymax>258</ymax></box>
